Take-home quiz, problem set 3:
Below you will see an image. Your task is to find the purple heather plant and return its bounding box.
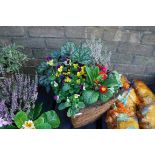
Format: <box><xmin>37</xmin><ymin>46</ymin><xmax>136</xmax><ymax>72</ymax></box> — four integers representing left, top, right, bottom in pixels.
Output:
<box><xmin>0</xmin><ymin>73</ymin><xmax>38</xmax><ymax>125</ymax></box>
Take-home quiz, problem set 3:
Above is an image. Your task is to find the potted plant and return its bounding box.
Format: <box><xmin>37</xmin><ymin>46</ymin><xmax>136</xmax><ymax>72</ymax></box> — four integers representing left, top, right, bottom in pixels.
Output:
<box><xmin>37</xmin><ymin>40</ymin><xmax>128</xmax><ymax>128</ymax></box>
<box><xmin>0</xmin><ymin>43</ymin><xmax>28</xmax><ymax>78</ymax></box>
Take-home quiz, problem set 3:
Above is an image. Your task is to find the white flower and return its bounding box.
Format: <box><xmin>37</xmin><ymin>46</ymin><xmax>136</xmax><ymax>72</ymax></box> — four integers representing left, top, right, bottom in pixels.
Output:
<box><xmin>22</xmin><ymin>120</ymin><xmax>35</xmax><ymax>129</ymax></box>
<box><xmin>83</xmin><ymin>84</ymin><xmax>86</xmax><ymax>90</ymax></box>
<box><xmin>67</xmin><ymin>97</ymin><xmax>70</xmax><ymax>102</ymax></box>
<box><xmin>54</xmin><ymin>81</ymin><xmax>58</xmax><ymax>87</ymax></box>
<box><xmin>74</xmin><ymin>94</ymin><xmax>80</xmax><ymax>99</ymax></box>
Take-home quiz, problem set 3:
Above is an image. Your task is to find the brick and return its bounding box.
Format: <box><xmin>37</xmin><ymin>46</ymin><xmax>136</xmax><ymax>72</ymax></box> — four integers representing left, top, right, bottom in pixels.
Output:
<box><xmin>133</xmin><ymin>56</ymin><xmax>155</xmax><ymax>66</ymax></box>
<box><xmin>123</xmin><ymin>26</ymin><xmax>155</xmax><ymax>32</ymax></box>
<box><xmin>23</xmin><ymin>59</ymin><xmax>41</xmax><ymax>67</ymax></box>
<box><xmin>65</xmin><ymin>38</ymin><xmax>85</xmax><ymax>45</ymax></box>
<box><xmin>20</xmin><ymin>47</ymin><xmax>33</xmax><ymax>58</ymax></box>
<box><xmin>112</xmin><ymin>64</ymin><xmax>145</xmax><ymax>74</ymax></box>
<box><xmin>113</xmin><ymin>30</ymin><xmax>130</xmax><ymax>42</ymax></box>
<box><xmin>0</xmin><ymin>38</ymin><xmax>12</xmax><ymax>45</ymax></box>
<box><xmin>0</xmin><ymin>26</ymin><xmax>25</xmax><ymax>36</ymax></box>
<box><xmin>46</xmin><ymin>38</ymin><xmax>66</xmax><ymax>49</ymax></box>
<box><xmin>118</xmin><ymin>42</ymin><xmax>153</xmax><ymax>56</ymax></box>
<box><xmin>85</xmin><ymin>27</ymin><xmax>104</xmax><ymax>39</ymax></box>
<box><xmin>102</xmin><ymin>41</ymin><xmax>119</xmax><ymax>53</ymax></box>
<box><xmin>33</xmin><ymin>49</ymin><xmax>52</xmax><ymax>59</ymax></box>
<box><xmin>28</xmin><ymin>26</ymin><xmax>65</xmax><ymax>38</ymax></box>
<box><xmin>103</xmin><ymin>28</ymin><xmax>117</xmax><ymax>41</ymax></box>
<box><xmin>142</xmin><ymin>34</ymin><xmax>155</xmax><ymax>45</ymax></box>
<box><xmin>145</xmin><ymin>66</ymin><xmax>155</xmax><ymax>75</ymax></box>
<box><xmin>65</xmin><ymin>26</ymin><xmax>86</xmax><ymax>38</ymax></box>
<box><xmin>129</xmin><ymin>32</ymin><xmax>141</xmax><ymax>43</ymax></box>
<box><xmin>111</xmin><ymin>53</ymin><xmax>133</xmax><ymax>64</ymax></box>
<box><xmin>13</xmin><ymin>38</ymin><xmax>46</xmax><ymax>48</ymax></box>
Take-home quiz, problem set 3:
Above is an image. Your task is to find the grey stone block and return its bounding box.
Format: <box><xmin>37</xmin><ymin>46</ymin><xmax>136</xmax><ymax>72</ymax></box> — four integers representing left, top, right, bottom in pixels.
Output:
<box><xmin>103</xmin><ymin>29</ymin><xmax>117</xmax><ymax>41</ymax></box>
<box><xmin>0</xmin><ymin>26</ymin><xmax>25</xmax><ymax>36</ymax></box>
<box><xmin>118</xmin><ymin>42</ymin><xmax>153</xmax><ymax>56</ymax></box>
<box><xmin>142</xmin><ymin>34</ymin><xmax>155</xmax><ymax>45</ymax></box>
<box><xmin>0</xmin><ymin>38</ymin><xmax>12</xmax><ymax>45</ymax></box>
<box><xmin>145</xmin><ymin>66</ymin><xmax>155</xmax><ymax>75</ymax></box>
<box><xmin>129</xmin><ymin>32</ymin><xmax>141</xmax><ymax>43</ymax></box>
<box><xmin>113</xmin><ymin>30</ymin><xmax>130</xmax><ymax>42</ymax></box>
<box><xmin>112</xmin><ymin>64</ymin><xmax>145</xmax><ymax>74</ymax></box>
<box><xmin>133</xmin><ymin>55</ymin><xmax>155</xmax><ymax>66</ymax></box>
<box><xmin>46</xmin><ymin>38</ymin><xmax>66</xmax><ymax>49</ymax></box>
<box><xmin>13</xmin><ymin>38</ymin><xmax>46</xmax><ymax>48</ymax></box>
<box><xmin>65</xmin><ymin>26</ymin><xmax>86</xmax><ymax>38</ymax></box>
<box><xmin>111</xmin><ymin>53</ymin><xmax>134</xmax><ymax>64</ymax></box>
<box><xmin>85</xmin><ymin>27</ymin><xmax>104</xmax><ymax>39</ymax></box>
<box><xmin>33</xmin><ymin>49</ymin><xmax>52</xmax><ymax>59</ymax></box>
<box><xmin>28</xmin><ymin>26</ymin><xmax>65</xmax><ymax>38</ymax></box>
<box><xmin>123</xmin><ymin>26</ymin><xmax>155</xmax><ymax>32</ymax></box>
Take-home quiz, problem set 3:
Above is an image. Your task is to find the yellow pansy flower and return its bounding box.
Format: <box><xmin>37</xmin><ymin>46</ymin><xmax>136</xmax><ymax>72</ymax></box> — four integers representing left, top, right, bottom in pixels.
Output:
<box><xmin>77</xmin><ymin>72</ymin><xmax>81</xmax><ymax>77</ymax></box>
<box><xmin>64</xmin><ymin>77</ymin><xmax>71</xmax><ymax>83</ymax></box>
<box><xmin>73</xmin><ymin>63</ymin><xmax>79</xmax><ymax>68</ymax></box>
<box><xmin>47</xmin><ymin>60</ymin><xmax>54</xmax><ymax>66</ymax></box>
<box><xmin>56</xmin><ymin>72</ymin><xmax>59</xmax><ymax>77</ymax></box>
<box><xmin>58</xmin><ymin>66</ymin><xmax>63</xmax><ymax>72</ymax></box>
<box><xmin>67</xmin><ymin>71</ymin><xmax>71</xmax><ymax>75</ymax></box>
<box><xmin>76</xmin><ymin>79</ymin><xmax>81</xmax><ymax>84</ymax></box>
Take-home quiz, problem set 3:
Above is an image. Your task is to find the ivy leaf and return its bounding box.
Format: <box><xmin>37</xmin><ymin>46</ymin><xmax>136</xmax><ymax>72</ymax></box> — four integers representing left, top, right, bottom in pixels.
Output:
<box><xmin>14</xmin><ymin>111</ymin><xmax>28</xmax><ymax>128</ymax></box>
<box><xmin>99</xmin><ymin>90</ymin><xmax>114</xmax><ymax>103</ymax></box>
<box><xmin>82</xmin><ymin>90</ymin><xmax>99</xmax><ymax>105</ymax></box>
<box><xmin>41</xmin><ymin>110</ymin><xmax>60</xmax><ymax>128</ymax></box>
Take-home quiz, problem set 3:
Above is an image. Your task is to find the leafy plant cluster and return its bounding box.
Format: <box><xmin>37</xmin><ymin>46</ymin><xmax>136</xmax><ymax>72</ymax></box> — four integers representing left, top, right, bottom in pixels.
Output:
<box><xmin>37</xmin><ymin>41</ymin><xmax>122</xmax><ymax>117</ymax></box>
<box><xmin>0</xmin><ymin>43</ymin><xmax>28</xmax><ymax>73</ymax></box>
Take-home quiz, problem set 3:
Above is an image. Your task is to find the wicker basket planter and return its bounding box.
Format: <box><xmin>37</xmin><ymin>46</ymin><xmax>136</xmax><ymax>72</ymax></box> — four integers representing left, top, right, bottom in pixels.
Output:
<box><xmin>71</xmin><ymin>98</ymin><xmax>117</xmax><ymax>128</ymax></box>
<box><xmin>71</xmin><ymin>90</ymin><xmax>123</xmax><ymax>128</ymax></box>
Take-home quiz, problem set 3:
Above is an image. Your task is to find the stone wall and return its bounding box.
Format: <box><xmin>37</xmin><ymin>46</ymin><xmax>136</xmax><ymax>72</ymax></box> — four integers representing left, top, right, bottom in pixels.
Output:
<box><xmin>0</xmin><ymin>26</ymin><xmax>155</xmax><ymax>84</ymax></box>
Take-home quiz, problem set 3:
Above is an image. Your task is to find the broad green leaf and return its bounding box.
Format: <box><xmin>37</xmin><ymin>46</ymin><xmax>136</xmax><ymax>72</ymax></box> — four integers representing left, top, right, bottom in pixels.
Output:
<box><xmin>32</xmin><ymin>103</ymin><xmax>43</xmax><ymax>120</ymax></box>
<box><xmin>62</xmin><ymin>83</ymin><xmax>70</xmax><ymax>92</ymax></box>
<box><xmin>58</xmin><ymin>102</ymin><xmax>71</xmax><ymax>110</ymax></box>
<box><xmin>34</xmin><ymin>117</ymin><xmax>44</xmax><ymax>126</ymax></box>
<box><xmin>35</xmin><ymin>123</ymin><xmax>51</xmax><ymax>129</ymax></box>
<box><xmin>41</xmin><ymin>110</ymin><xmax>60</xmax><ymax>128</ymax></box>
<box><xmin>99</xmin><ymin>90</ymin><xmax>114</xmax><ymax>103</ymax></box>
<box><xmin>82</xmin><ymin>90</ymin><xmax>99</xmax><ymax>105</ymax></box>
<box><xmin>78</xmin><ymin>102</ymin><xmax>85</xmax><ymax>109</ymax></box>
<box><xmin>14</xmin><ymin>111</ymin><xmax>28</xmax><ymax>128</ymax></box>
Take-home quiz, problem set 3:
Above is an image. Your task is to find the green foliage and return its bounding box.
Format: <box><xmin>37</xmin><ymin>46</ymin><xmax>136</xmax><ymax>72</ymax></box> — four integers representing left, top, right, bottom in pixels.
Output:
<box><xmin>12</xmin><ymin>110</ymin><xmax>60</xmax><ymax>129</ymax></box>
<box><xmin>86</xmin><ymin>66</ymin><xmax>99</xmax><ymax>85</ymax></box>
<box><xmin>99</xmin><ymin>90</ymin><xmax>114</xmax><ymax>103</ymax></box>
<box><xmin>0</xmin><ymin>43</ymin><xmax>28</xmax><ymax>73</ymax></box>
<box><xmin>61</xmin><ymin>42</ymin><xmax>92</xmax><ymax>65</ymax></box>
<box><xmin>101</xmin><ymin>71</ymin><xmax>122</xmax><ymax>88</ymax></box>
<box><xmin>28</xmin><ymin>103</ymin><xmax>43</xmax><ymax>120</ymax></box>
<box><xmin>37</xmin><ymin>41</ymin><xmax>123</xmax><ymax>117</ymax></box>
<box><xmin>82</xmin><ymin>90</ymin><xmax>99</xmax><ymax>105</ymax></box>
<box><xmin>40</xmin><ymin>111</ymin><xmax>60</xmax><ymax>129</ymax></box>
<box><xmin>71</xmin><ymin>45</ymin><xmax>92</xmax><ymax>65</ymax></box>
<box><xmin>14</xmin><ymin>111</ymin><xmax>28</xmax><ymax>128</ymax></box>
